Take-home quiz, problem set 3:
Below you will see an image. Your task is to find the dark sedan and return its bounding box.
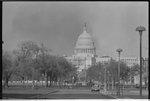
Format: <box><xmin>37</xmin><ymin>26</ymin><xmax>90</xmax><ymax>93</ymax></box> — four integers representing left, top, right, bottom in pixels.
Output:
<box><xmin>91</xmin><ymin>84</ymin><xmax>100</xmax><ymax>91</ymax></box>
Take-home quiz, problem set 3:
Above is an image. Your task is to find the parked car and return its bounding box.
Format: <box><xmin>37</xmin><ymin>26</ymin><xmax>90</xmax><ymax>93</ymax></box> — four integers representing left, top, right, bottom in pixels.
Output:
<box><xmin>91</xmin><ymin>84</ymin><xmax>100</xmax><ymax>91</ymax></box>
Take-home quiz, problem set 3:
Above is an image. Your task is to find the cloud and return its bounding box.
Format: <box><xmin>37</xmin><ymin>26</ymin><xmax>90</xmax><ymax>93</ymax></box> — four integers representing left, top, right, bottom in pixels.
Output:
<box><xmin>9</xmin><ymin>2</ymin><xmax>88</xmax><ymax>55</ymax></box>
<box><xmin>3</xmin><ymin>2</ymin><xmax>148</xmax><ymax>57</ymax></box>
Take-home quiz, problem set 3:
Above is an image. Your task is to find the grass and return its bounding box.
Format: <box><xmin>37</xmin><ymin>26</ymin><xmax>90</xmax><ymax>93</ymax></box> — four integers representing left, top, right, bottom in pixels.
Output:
<box><xmin>3</xmin><ymin>93</ymin><xmax>41</xmax><ymax>99</ymax></box>
<box><xmin>2</xmin><ymin>84</ymin><xmax>90</xmax><ymax>99</ymax></box>
<box><xmin>2</xmin><ymin>85</ymin><xmax>59</xmax><ymax>99</ymax></box>
<box><xmin>109</xmin><ymin>88</ymin><xmax>149</xmax><ymax>99</ymax></box>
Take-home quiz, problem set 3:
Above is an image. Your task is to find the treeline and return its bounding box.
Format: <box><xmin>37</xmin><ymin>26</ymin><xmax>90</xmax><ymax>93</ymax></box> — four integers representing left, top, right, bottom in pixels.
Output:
<box><xmin>86</xmin><ymin>59</ymin><xmax>148</xmax><ymax>88</ymax></box>
<box><xmin>2</xmin><ymin>41</ymin><xmax>77</xmax><ymax>88</ymax></box>
<box><xmin>86</xmin><ymin>60</ymin><xmax>130</xmax><ymax>87</ymax></box>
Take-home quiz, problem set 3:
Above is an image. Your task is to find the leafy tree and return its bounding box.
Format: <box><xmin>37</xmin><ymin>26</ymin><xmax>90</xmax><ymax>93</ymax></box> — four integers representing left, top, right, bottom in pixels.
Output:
<box><xmin>87</xmin><ymin>60</ymin><xmax>131</xmax><ymax>90</ymax></box>
<box><xmin>49</xmin><ymin>56</ymin><xmax>77</xmax><ymax>87</ymax></box>
<box><xmin>130</xmin><ymin>64</ymin><xmax>140</xmax><ymax>75</ymax></box>
<box><xmin>3</xmin><ymin>41</ymin><xmax>78</xmax><ymax>89</ymax></box>
<box><xmin>36</xmin><ymin>54</ymin><xmax>52</xmax><ymax>87</ymax></box>
<box><xmin>130</xmin><ymin>63</ymin><xmax>148</xmax><ymax>87</ymax></box>
<box><xmin>2</xmin><ymin>51</ymin><xmax>15</xmax><ymax>87</ymax></box>
<box><xmin>120</xmin><ymin>62</ymin><xmax>130</xmax><ymax>82</ymax></box>
<box><xmin>13</xmin><ymin>41</ymin><xmax>40</xmax><ymax>88</ymax></box>
<box><xmin>105</xmin><ymin>60</ymin><xmax>118</xmax><ymax>90</ymax></box>
<box><xmin>107</xmin><ymin>60</ymin><xmax>130</xmax><ymax>86</ymax></box>
<box><xmin>87</xmin><ymin>62</ymin><xmax>104</xmax><ymax>82</ymax></box>
<box><xmin>35</xmin><ymin>43</ymin><xmax>52</xmax><ymax>87</ymax></box>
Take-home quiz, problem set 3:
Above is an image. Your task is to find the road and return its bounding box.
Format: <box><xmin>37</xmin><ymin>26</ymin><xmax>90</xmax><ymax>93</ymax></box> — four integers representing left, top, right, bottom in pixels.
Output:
<box><xmin>37</xmin><ymin>88</ymin><xmax>115</xmax><ymax>99</ymax></box>
<box><xmin>3</xmin><ymin>87</ymin><xmax>148</xmax><ymax>99</ymax></box>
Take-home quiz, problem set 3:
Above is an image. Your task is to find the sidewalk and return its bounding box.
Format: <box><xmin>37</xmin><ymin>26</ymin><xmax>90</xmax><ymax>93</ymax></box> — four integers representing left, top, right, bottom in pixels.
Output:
<box><xmin>100</xmin><ymin>89</ymin><xmax>149</xmax><ymax>99</ymax></box>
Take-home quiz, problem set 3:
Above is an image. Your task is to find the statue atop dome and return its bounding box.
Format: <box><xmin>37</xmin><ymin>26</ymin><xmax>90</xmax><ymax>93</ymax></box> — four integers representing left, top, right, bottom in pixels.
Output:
<box><xmin>83</xmin><ymin>22</ymin><xmax>87</xmax><ymax>31</ymax></box>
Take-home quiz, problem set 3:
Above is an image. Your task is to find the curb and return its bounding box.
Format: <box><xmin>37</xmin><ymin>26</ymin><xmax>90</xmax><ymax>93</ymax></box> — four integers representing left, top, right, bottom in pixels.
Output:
<box><xmin>27</xmin><ymin>90</ymin><xmax>59</xmax><ymax>99</ymax></box>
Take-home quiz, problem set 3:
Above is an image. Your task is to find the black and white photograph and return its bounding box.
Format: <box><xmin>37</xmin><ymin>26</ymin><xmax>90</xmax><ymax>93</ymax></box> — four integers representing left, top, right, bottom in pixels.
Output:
<box><xmin>2</xmin><ymin>1</ymin><xmax>149</xmax><ymax>99</ymax></box>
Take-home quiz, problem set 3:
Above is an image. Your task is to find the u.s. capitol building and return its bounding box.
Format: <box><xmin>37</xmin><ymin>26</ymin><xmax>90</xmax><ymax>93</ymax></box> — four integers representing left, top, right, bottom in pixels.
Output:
<box><xmin>63</xmin><ymin>24</ymin><xmax>111</xmax><ymax>72</ymax></box>
<box><xmin>63</xmin><ymin>23</ymin><xmax>148</xmax><ymax>84</ymax></box>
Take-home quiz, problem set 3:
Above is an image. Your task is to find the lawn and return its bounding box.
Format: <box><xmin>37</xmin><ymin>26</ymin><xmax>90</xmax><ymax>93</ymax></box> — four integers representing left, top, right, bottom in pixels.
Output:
<box><xmin>2</xmin><ymin>86</ymin><xmax>58</xmax><ymax>99</ymax></box>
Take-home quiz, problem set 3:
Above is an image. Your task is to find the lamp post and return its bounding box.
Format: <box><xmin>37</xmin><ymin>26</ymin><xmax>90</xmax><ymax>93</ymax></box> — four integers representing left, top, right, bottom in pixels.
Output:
<box><xmin>107</xmin><ymin>71</ymin><xmax>110</xmax><ymax>91</ymax></box>
<box><xmin>78</xmin><ymin>59</ymin><xmax>80</xmax><ymax>82</ymax></box>
<box><xmin>85</xmin><ymin>57</ymin><xmax>87</xmax><ymax>83</ymax></box>
<box><xmin>147</xmin><ymin>58</ymin><xmax>149</xmax><ymax>90</ymax></box>
<box><xmin>116</xmin><ymin>48</ymin><xmax>123</xmax><ymax>96</ymax></box>
<box><xmin>104</xmin><ymin>62</ymin><xmax>108</xmax><ymax>93</ymax></box>
<box><xmin>136</xmin><ymin>26</ymin><xmax>146</xmax><ymax>96</ymax></box>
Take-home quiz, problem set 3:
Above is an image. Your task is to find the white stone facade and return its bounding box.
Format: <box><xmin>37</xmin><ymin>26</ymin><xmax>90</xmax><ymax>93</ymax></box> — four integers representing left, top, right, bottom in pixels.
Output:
<box><xmin>95</xmin><ymin>56</ymin><xmax>112</xmax><ymax>64</ymax></box>
<box><xmin>115</xmin><ymin>57</ymin><xmax>140</xmax><ymax>67</ymax></box>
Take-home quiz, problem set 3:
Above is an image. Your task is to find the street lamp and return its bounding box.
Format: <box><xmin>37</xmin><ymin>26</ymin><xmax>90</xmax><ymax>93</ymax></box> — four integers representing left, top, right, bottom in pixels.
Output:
<box><xmin>147</xmin><ymin>58</ymin><xmax>149</xmax><ymax>90</ymax></box>
<box><xmin>104</xmin><ymin>62</ymin><xmax>108</xmax><ymax>93</ymax></box>
<box><xmin>85</xmin><ymin>57</ymin><xmax>87</xmax><ymax>83</ymax></box>
<box><xmin>116</xmin><ymin>48</ymin><xmax>123</xmax><ymax>96</ymax></box>
<box><xmin>136</xmin><ymin>26</ymin><xmax>146</xmax><ymax>96</ymax></box>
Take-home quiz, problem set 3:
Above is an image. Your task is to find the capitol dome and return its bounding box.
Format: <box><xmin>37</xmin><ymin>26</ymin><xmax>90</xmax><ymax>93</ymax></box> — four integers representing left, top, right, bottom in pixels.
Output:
<box><xmin>75</xmin><ymin>23</ymin><xmax>96</xmax><ymax>56</ymax></box>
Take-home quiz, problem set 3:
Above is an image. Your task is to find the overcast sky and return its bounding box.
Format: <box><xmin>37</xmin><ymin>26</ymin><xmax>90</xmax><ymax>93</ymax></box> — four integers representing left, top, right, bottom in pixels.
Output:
<box><xmin>2</xmin><ymin>2</ymin><xmax>148</xmax><ymax>58</ymax></box>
